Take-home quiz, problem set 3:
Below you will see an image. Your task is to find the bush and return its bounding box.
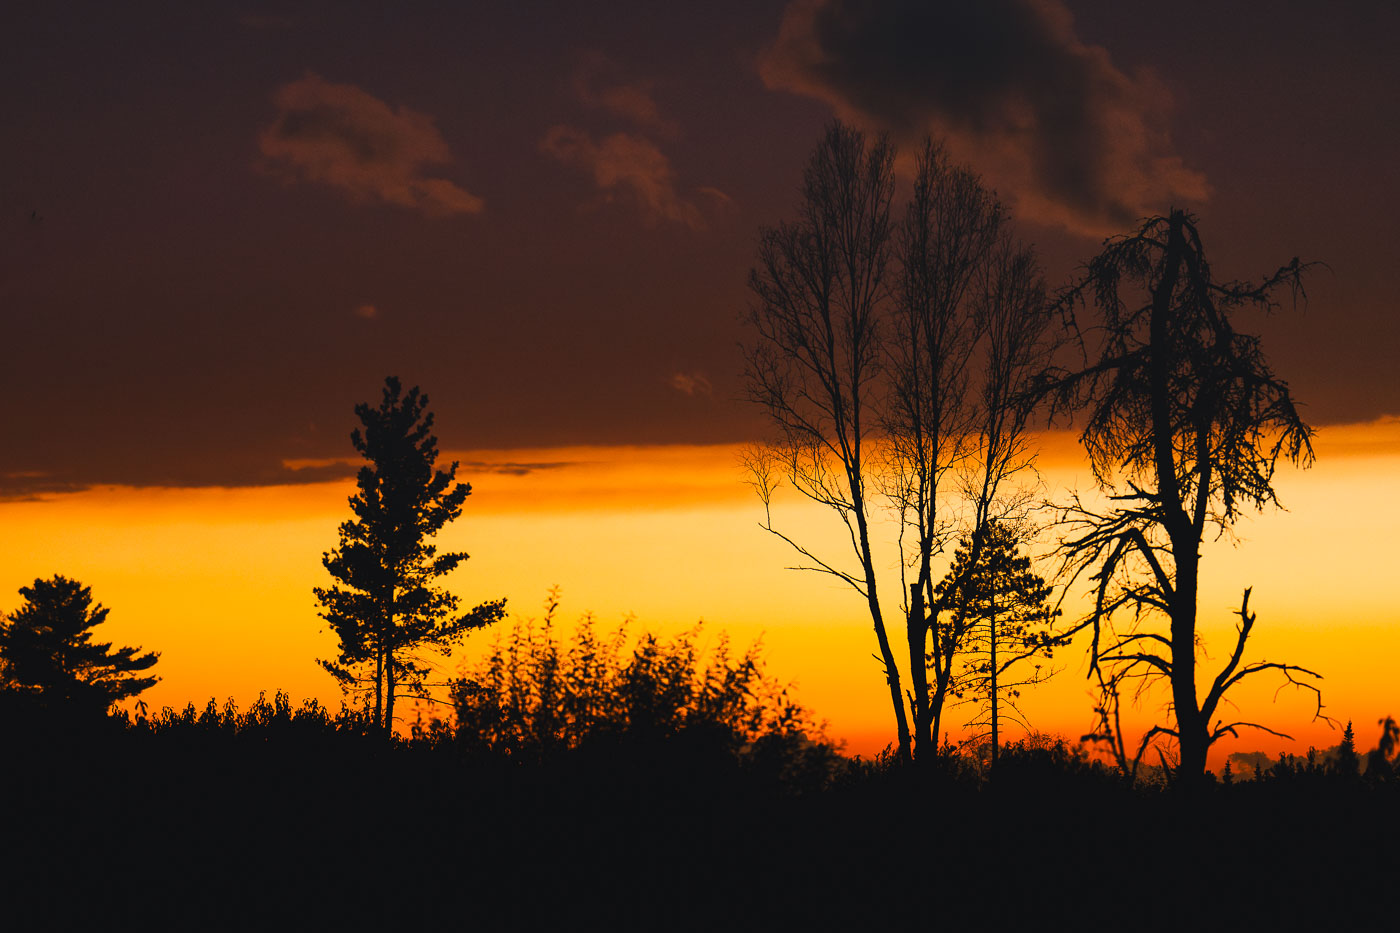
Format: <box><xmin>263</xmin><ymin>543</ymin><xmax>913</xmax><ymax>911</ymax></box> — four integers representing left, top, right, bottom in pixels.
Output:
<box><xmin>448</xmin><ymin>592</ymin><xmax>825</xmax><ymax>767</ymax></box>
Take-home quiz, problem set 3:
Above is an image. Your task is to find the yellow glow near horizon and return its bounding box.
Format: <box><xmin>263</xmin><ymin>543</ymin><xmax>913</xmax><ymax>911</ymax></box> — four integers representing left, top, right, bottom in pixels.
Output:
<box><xmin>2</xmin><ymin>420</ymin><xmax>1398</xmax><ymax>768</ymax></box>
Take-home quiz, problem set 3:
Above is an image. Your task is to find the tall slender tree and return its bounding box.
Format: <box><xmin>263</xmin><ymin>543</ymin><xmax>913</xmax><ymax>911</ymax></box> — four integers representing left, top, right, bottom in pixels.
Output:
<box><xmin>744</xmin><ymin>123</ymin><xmax>909</xmax><ymax>756</ymax></box>
<box><xmin>887</xmin><ymin>139</ymin><xmax>1002</xmax><ymax>757</ymax></box>
<box><xmin>1048</xmin><ymin>210</ymin><xmax>1325</xmax><ymax>779</ymax></box>
<box><xmin>315</xmin><ymin>377</ymin><xmax>504</xmax><ymax>733</ymax></box>
<box><xmin>0</xmin><ymin>575</ymin><xmax>158</xmax><ymax>716</ymax></box>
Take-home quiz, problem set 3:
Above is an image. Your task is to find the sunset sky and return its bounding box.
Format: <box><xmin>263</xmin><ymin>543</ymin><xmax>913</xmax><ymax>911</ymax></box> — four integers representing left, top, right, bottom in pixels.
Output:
<box><xmin>4</xmin><ymin>1</ymin><xmax>1397</xmax><ymax>767</ymax></box>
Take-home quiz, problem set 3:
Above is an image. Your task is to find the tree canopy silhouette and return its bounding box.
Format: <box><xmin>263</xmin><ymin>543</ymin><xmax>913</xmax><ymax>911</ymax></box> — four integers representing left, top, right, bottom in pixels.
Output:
<box><xmin>1047</xmin><ymin>209</ymin><xmax>1324</xmax><ymax>779</ymax></box>
<box><xmin>315</xmin><ymin>376</ymin><xmax>504</xmax><ymax>733</ymax></box>
<box><xmin>0</xmin><ymin>575</ymin><xmax>158</xmax><ymax>716</ymax></box>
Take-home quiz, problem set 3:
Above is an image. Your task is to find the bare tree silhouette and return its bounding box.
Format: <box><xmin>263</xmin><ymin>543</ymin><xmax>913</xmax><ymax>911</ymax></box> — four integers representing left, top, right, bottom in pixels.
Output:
<box><xmin>1046</xmin><ymin>209</ymin><xmax>1327</xmax><ymax>779</ymax></box>
<box><xmin>744</xmin><ymin>125</ymin><xmax>1053</xmax><ymax>761</ymax></box>
<box><xmin>744</xmin><ymin>123</ymin><xmax>910</xmax><ymax>755</ymax></box>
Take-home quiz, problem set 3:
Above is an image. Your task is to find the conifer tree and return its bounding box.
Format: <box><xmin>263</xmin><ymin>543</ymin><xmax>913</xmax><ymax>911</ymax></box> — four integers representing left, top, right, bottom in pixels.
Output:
<box><xmin>1334</xmin><ymin>720</ymin><xmax>1358</xmax><ymax>777</ymax></box>
<box><xmin>934</xmin><ymin>522</ymin><xmax>1056</xmax><ymax>763</ymax></box>
<box><xmin>0</xmin><ymin>575</ymin><xmax>158</xmax><ymax>715</ymax></box>
<box><xmin>315</xmin><ymin>377</ymin><xmax>504</xmax><ymax>732</ymax></box>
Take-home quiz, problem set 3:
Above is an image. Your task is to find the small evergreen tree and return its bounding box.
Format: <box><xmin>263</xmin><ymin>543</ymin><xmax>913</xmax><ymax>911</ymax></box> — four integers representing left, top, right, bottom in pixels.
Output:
<box><xmin>1333</xmin><ymin>720</ymin><xmax>1359</xmax><ymax>777</ymax></box>
<box><xmin>934</xmin><ymin>522</ymin><xmax>1057</xmax><ymax>764</ymax></box>
<box><xmin>315</xmin><ymin>377</ymin><xmax>505</xmax><ymax>732</ymax></box>
<box><xmin>0</xmin><ymin>575</ymin><xmax>158</xmax><ymax>716</ymax></box>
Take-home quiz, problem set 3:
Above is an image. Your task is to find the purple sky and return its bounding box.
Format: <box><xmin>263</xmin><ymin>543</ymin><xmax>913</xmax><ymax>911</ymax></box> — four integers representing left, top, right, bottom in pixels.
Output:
<box><xmin>3</xmin><ymin>0</ymin><xmax>1395</xmax><ymax>495</ymax></box>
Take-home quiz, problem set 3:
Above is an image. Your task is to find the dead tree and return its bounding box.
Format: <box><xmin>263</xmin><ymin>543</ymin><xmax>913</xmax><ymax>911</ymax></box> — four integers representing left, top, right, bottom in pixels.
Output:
<box><xmin>1048</xmin><ymin>210</ymin><xmax>1328</xmax><ymax>779</ymax></box>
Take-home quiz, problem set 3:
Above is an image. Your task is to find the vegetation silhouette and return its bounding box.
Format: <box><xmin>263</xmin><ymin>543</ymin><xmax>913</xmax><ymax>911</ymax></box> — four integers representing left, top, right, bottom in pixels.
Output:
<box><xmin>4</xmin><ymin>688</ymin><xmax>1396</xmax><ymax>927</ymax></box>
<box><xmin>3</xmin><ymin>128</ymin><xmax>1389</xmax><ymax>933</ymax></box>
<box><xmin>448</xmin><ymin>590</ymin><xmax>836</xmax><ymax>787</ymax></box>
<box><xmin>934</xmin><ymin>521</ymin><xmax>1058</xmax><ymax>764</ymax></box>
<box><xmin>0</xmin><ymin>574</ymin><xmax>157</xmax><ymax>719</ymax></box>
<box><xmin>1045</xmin><ymin>209</ymin><xmax>1326</xmax><ymax>780</ymax></box>
<box><xmin>743</xmin><ymin>122</ymin><xmax>1054</xmax><ymax>762</ymax></box>
<box><xmin>315</xmin><ymin>376</ymin><xmax>505</xmax><ymax>732</ymax></box>
<box><xmin>0</xmin><ymin>584</ymin><xmax>1395</xmax><ymax>927</ymax></box>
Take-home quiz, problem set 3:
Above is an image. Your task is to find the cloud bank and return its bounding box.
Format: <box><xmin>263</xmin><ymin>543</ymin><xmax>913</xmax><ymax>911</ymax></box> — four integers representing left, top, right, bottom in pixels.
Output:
<box><xmin>761</xmin><ymin>0</ymin><xmax>1209</xmax><ymax>235</ymax></box>
<box><xmin>259</xmin><ymin>74</ymin><xmax>483</xmax><ymax>215</ymax></box>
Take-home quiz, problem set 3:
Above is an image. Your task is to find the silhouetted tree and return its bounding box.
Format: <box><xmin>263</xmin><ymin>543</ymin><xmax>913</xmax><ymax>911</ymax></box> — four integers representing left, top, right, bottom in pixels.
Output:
<box><xmin>1366</xmin><ymin>715</ymin><xmax>1399</xmax><ymax>779</ymax></box>
<box><xmin>315</xmin><ymin>377</ymin><xmax>504</xmax><ymax>733</ymax></box>
<box><xmin>1333</xmin><ymin>720</ymin><xmax>1358</xmax><ymax>777</ymax></box>
<box><xmin>0</xmin><ymin>575</ymin><xmax>157</xmax><ymax>716</ymax></box>
<box><xmin>744</xmin><ymin>125</ymin><xmax>1053</xmax><ymax>762</ymax></box>
<box><xmin>1047</xmin><ymin>209</ymin><xmax>1324</xmax><ymax>779</ymax></box>
<box><xmin>916</xmin><ymin>202</ymin><xmax>1054</xmax><ymax>756</ymax></box>
<box><xmin>934</xmin><ymin>522</ymin><xmax>1057</xmax><ymax>764</ymax></box>
<box><xmin>744</xmin><ymin>123</ymin><xmax>909</xmax><ymax>755</ymax></box>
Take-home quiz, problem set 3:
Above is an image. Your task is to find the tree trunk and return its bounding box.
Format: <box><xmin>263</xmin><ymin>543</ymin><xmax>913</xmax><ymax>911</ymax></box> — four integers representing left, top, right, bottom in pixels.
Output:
<box><xmin>1171</xmin><ymin>549</ymin><xmax>1206</xmax><ymax>778</ymax></box>
<box><xmin>907</xmin><ymin>583</ymin><xmax>931</xmax><ymax>758</ymax></box>
<box><xmin>989</xmin><ymin>604</ymin><xmax>998</xmax><ymax>767</ymax></box>
<box><xmin>384</xmin><ymin>654</ymin><xmax>396</xmax><ymax>737</ymax></box>
<box><xmin>870</xmin><ymin>589</ymin><xmax>910</xmax><ymax>761</ymax></box>
<box><xmin>373</xmin><ymin>645</ymin><xmax>383</xmax><ymax>730</ymax></box>
<box><xmin>855</xmin><ymin>499</ymin><xmax>911</xmax><ymax>761</ymax></box>
<box><xmin>1150</xmin><ymin>212</ymin><xmax>1208</xmax><ymax>780</ymax></box>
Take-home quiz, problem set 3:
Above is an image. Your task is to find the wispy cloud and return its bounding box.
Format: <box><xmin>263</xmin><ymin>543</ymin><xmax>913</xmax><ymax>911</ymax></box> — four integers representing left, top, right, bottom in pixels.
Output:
<box><xmin>457</xmin><ymin>460</ymin><xmax>577</xmax><ymax>477</ymax></box>
<box><xmin>258</xmin><ymin>74</ymin><xmax>483</xmax><ymax>215</ymax></box>
<box><xmin>545</xmin><ymin>54</ymin><xmax>730</xmax><ymax>229</ymax></box>
<box><xmin>669</xmin><ymin>371</ymin><xmax>713</xmax><ymax>397</ymax></box>
<box><xmin>571</xmin><ymin>51</ymin><xmax>675</xmax><ymax>135</ymax></box>
<box><xmin>282</xmin><ymin>457</ymin><xmax>579</xmax><ymax>479</ymax></box>
<box><xmin>761</xmin><ymin>0</ymin><xmax>1209</xmax><ymax>235</ymax></box>
<box><xmin>542</xmin><ymin>126</ymin><xmax>711</xmax><ymax>229</ymax></box>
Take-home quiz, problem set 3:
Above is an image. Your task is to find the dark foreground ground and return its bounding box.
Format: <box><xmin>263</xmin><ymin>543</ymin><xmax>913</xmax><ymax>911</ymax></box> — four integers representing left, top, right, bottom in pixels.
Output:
<box><xmin>2</xmin><ymin>718</ymin><xmax>1395</xmax><ymax>930</ymax></box>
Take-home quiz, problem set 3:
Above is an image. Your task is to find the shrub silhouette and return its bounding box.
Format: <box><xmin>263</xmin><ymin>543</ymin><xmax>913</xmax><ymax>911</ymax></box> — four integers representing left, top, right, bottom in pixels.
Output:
<box><xmin>449</xmin><ymin>592</ymin><xmax>825</xmax><ymax>767</ymax></box>
<box><xmin>133</xmin><ymin>690</ymin><xmax>371</xmax><ymax>739</ymax></box>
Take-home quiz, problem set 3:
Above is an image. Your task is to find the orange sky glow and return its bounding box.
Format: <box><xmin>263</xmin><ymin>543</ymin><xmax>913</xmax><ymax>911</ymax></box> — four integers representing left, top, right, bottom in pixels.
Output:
<box><xmin>4</xmin><ymin>418</ymin><xmax>1398</xmax><ymax>771</ymax></box>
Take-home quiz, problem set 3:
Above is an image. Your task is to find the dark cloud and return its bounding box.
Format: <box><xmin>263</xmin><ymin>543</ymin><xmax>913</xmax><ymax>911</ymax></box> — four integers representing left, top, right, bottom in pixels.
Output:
<box><xmin>258</xmin><ymin>74</ymin><xmax>483</xmax><ymax>215</ymax></box>
<box><xmin>457</xmin><ymin>460</ymin><xmax>577</xmax><ymax>478</ymax></box>
<box><xmin>0</xmin><ymin>461</ymin><xmax>360</xmax><ymax>502</ymax></box>
<box><xmin>761</xmin><ymin>0</ymin><xmax>1209</xmax><ymax>235</ymax></box>
<box><xmin>0</xmin><ymin>456</ymin><xmax>581</xmax><ymax>499</ymax></box>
